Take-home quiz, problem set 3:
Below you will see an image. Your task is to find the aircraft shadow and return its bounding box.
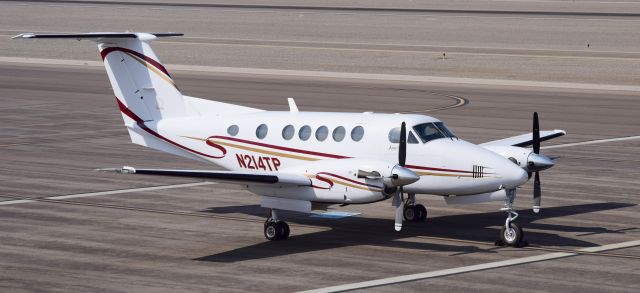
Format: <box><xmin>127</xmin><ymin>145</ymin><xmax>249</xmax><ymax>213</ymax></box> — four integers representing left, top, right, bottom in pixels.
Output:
<box><xmin>194</xmin><ymin>202</ymin><xmax>635</xmax><ymax>263</ymax></box>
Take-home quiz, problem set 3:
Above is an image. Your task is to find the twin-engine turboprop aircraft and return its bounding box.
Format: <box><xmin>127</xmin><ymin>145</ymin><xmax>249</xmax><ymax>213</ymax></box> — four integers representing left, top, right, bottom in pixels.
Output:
<box><xmin>14</xmin><ymin>32</ymin><xmax>566</xmax><ymax>246</ymax></box>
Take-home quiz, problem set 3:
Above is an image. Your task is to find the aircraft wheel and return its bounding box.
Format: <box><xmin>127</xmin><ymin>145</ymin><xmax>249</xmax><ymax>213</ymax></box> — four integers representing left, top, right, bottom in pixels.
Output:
<box><xmin>414</xmin><ymin>204</ymin><xmax>427</xmax><ymax>222</ymax></box>
<box><xmin>277</xmin><ymin>221</ymin><xmax>290</xmax><ymax>240</ymax></box>
<box><xmin>403</xmin><ymin>205</ymin><xmax>417</xmax><ymax>222</ymax></box>
<box><xmin>500</xmin><ymin>223</ymin><xmax>523</xmax><ymax>247</ymax></box>
<box><xmin>264</xmin><ymin>221</ymin><xmax>289</xmax><ymax>241</ymax></box>
<box><xmin>264</xmin><ymin>221</ymin><xmax>279</xmax><ymax>241</ymax></box>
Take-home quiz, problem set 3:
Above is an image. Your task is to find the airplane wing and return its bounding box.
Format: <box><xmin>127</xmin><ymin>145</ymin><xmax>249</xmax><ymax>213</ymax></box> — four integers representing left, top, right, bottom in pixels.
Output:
<box><xmin>98</xmin><ymin>166</ymin><xmax>311</xmax><ymax>186</ymax></box>
<box><xmin>480</xmin><ymin>129</ymin><xmax>566</xmax><ymax>147</ymax></box>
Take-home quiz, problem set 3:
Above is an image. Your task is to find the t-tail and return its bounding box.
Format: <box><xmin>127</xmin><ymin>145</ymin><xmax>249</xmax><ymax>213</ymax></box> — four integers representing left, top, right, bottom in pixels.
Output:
<box><xmin>12</xmin><ymin>32</ymin><xmax>231</xmax><ymax>162</ymax></box>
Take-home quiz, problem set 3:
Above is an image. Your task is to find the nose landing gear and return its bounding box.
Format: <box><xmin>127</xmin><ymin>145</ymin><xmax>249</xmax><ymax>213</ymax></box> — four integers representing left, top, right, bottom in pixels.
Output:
<box><xmin>495</xmin><ymin>189</ymin><xmax>526</xmax><ymax>247</ymax></box>
<box><xmin>264</xmin><ymin>209</ymin><xmax>290</xmax><ymax>241</ymax></box>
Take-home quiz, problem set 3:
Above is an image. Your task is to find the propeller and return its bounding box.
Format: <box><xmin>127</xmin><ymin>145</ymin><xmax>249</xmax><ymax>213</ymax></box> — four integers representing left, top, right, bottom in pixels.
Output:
<box><xmin>357</xmin><ymin>122</ymin><xmax>417</xmax><ymax>231</ymax></box>
<box><xmin>533</xmin><ymin>172</ymin><xmax>541</xmax><ymax>213</ymax></box>
<box><xmin>393</xmin><ymin>122</ymin><xmax>408</xmax><ymax>231</ymax></box>
<box><xmin>533</xmin><ymin>112</ymin><xmax>540</xmax><ymax>154</ymax></box>
<box><xmin>530</xmin><ymin>112</ymin><xmax>547</xmax><ymax>213</ymax></box>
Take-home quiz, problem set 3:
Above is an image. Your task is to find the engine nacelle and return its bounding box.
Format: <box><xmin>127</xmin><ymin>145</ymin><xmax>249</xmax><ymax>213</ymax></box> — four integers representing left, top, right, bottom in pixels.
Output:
<box><xmin>484</xmin><ymin>145</ymin><xmax>531</xmax><ymax>169</ymax></box>
<box><xmin>484</xmin><ymin>145</ymin><xmax>554</xmax><ymax>173</ymax></box>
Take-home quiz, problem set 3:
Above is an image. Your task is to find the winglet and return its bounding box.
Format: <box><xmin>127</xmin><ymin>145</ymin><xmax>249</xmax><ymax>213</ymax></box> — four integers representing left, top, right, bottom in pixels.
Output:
<box><xmin>287</xmin><ymin>97</ymin><xmax>299</xmax><ymax>113</ymax></box>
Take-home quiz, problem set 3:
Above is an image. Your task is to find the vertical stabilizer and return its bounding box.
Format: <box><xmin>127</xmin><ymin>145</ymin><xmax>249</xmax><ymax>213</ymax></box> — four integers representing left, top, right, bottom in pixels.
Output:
<box><xmin>98</xmin><ymin>33</ymin><xmax>186</xmax><ymax>122</ymax></box>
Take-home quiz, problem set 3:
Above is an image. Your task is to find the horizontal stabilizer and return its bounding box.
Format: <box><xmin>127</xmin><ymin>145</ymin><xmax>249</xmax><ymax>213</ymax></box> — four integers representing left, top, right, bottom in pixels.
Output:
<box><xmin>97</xmin><ymin>166</ymin><xmax>311</xmax><ymax>186</ymax></box>
<box><xmin>12</xmin><ymin>32</ymin><xmax>183</xmax><ymax>40</ymax></box>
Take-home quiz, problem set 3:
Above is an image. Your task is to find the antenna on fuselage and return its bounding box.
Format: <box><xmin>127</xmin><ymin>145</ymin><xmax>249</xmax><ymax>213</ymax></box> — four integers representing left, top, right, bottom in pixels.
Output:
<box><xmin>287</xmin><ymin>97</ymin><xmax>299</xmax><ymax>113</ymax></box>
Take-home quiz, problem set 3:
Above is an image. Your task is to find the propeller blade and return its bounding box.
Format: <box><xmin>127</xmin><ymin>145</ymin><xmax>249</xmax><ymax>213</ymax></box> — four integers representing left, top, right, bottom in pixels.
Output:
<box><xmin>533</xmin><ymin>112</ymin><xmax>540</xmax><ymax>154</ymax></box>
<box><xmin>399</xmin><ymin>122</ymin><xmax>407</xmax><ymax>167</ymax></box>
<box><xmin>533</xmin><ymin>172</ymin><xmax>541</xmax><ymax>213</ymax></box>
<box><xmin>393</xmin><ymin>189</ymin><xmax>404</xmax><ymax>231</ymax></box>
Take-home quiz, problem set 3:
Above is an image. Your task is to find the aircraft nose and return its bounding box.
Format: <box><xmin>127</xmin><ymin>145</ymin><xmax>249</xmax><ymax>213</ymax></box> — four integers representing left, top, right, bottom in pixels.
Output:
<box><xmin>500</xmin><ymin>162</ymin><xmax>529</xmax><ymax>188</ymax></box>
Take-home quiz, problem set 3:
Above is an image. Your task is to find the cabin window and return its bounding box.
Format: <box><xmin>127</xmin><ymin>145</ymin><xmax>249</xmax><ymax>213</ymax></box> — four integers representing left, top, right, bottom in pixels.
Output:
<box><xmin>332</xmin><ymin>126</ymin><xmax>346</xmax><ymax>142</ymax></box>
<box><xmin>227</xmin><ymin>125</ymin><xmax>239</xmax><ymax>136</ymax></box>
<box><xmin>351</xmin><ymin>126</ymin><xmax>364</xmax><ymax>141</ymax></box>
<box><xmin>316</xmin><ymin>126</ymin><xmax>328</xmax><ymax>141</ymax></box>
<box><xmin>282</xmin><ymin>125</ymin><xmax>295</xmax><ymax>140</ymax></box>
<box><xmin>388</xmin><ymin>127</ymin><xmax>400</xmax><ymax>143</ymax></box>
<box><xmin>299</xmin><ymin>125</ymin><xmax>312</xmax><ymax>141</ymax></box>
<box><xmin>256</xmin><ymin>124</ymin><xmax>268</xmax><ymax>139</ymax></box>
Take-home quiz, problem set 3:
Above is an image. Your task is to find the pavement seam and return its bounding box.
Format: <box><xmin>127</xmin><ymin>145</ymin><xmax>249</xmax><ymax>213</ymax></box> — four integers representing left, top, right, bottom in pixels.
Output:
<box><xmin>1</xmin><ymin>57</ymin><xmax>640</xmax><ymax>92</ymax></box>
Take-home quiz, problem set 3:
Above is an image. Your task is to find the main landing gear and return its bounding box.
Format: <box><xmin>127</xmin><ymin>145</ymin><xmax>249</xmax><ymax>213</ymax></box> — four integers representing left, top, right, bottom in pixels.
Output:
<box><xmin>264</xmin><ymin>209</ymin><xmax>290</xmax><ymax>241</ymax></box>
<box><xmin>495</xmin><ymin>189</ymin><xmax>526</xmax><ymax>247</ymax></box>
<box><xmin>403</xmin><ymin>194</ymin><xmax>428</xmax><ymax>223</ymax></box>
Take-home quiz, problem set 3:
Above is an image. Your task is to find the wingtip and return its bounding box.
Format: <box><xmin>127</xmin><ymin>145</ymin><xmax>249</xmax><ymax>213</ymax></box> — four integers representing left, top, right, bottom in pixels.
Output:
<box><xmin>11</xmin><ymin>33</ymin><xmax>33</xmax><ymax>39</ymax></box>
<box><xmin>94</xmin><ymin>166</ymin><xmax>136</xmax><ymax>174</ymax></box>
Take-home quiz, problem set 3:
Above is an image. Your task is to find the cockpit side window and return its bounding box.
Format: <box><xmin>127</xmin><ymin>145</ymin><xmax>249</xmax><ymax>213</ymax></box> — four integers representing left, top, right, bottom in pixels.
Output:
<box><xmin>408</xmin><ymin>131</ymin><xmax>419</xmax><ymax>144</ymax></box>
<box><xmin>434</xmin><ymin>122</ymin><xmax>457</xmax><ymax>139</ymax></box>
<box><xmin>413</xmin><ymin>122</ymin><xmax>449</xmax><ymax>143</ymax></box>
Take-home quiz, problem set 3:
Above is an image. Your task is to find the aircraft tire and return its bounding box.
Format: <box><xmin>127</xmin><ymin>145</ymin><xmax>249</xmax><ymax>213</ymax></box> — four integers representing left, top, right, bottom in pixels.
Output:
<box><xmin>264</xmin><ymin>221</ymin><xmax>280</xmax><ymax>241</ymax></box>
<box><xmin>500</xmin><ymin>223</ymin><xmax>523</xmax><ymax>247</ymax></box>
<box><xmin>277</xmin><ymin>221</ymin><xmax>290</xmax><ymax>240</ymax></box>
<box><xmin>403</xmin><ymin>205</ymin><xmax>417</xmax><ymax>222</ymax></box>
<box><xmin>415</xmin><ymin>204</ymin><xmax>427</xmax><ymax>222</ymax></box>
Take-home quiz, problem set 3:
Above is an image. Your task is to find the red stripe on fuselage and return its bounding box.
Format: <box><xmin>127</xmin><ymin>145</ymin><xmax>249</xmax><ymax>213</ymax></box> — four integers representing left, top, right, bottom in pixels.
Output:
<box><xmin>115</xmin><ymin>98</ymin><xmax>223</xmax><ymax>159</ymax></box>
<box><xmin>100</xmin><ymin>47</ymin><xmax>172</xmax><ymax>77</ymax></box>
<box><xmin>208</xmin><ymin>136</ymin><xmax>350</xmax><ymax>159</ymax></box>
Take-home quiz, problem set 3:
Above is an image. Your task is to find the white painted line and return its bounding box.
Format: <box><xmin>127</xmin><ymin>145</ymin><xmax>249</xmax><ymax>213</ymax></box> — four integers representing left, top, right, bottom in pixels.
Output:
<box><xmin>1</xmin><ymin>56</ymin><xmax>639</xmax><ymax>92</ymax></box>
<box><xmin>0</xmin><ymin>182</ymin><xmax>214</xmax><ymax>206</ymax></box>
<box><xmin>542</xmin><ymin>136</ymin><xmax>640</xmax><ymax>149</ymax></box>
<box><xmin>0</xmin><ymin>199</ymin><xmax>34</xmax><ymax>206</ymax></box>
<box><xmin>299</xmin><ymin>240</ymin><xmax>640</xmax><ymax>293</ymax></box>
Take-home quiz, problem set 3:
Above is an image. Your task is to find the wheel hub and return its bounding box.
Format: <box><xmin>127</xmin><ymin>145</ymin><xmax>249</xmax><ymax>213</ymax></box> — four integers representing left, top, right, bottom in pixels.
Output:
<box><xmin>504</xmin><ymin>227</ymin><xmax>516</xmax><ymax>242</ymax></box>
<box><xmin>266</xmin><ymin>225</ymin><xmax>276</xmax><ymax>238</ymax></box>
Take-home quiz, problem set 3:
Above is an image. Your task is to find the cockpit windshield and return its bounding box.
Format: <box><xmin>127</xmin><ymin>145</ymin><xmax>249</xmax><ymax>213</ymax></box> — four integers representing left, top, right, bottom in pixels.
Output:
<box><xmin>412</xmin><ymin>122</ymin><xmax>457</xmax><ymax>143</ymax></box>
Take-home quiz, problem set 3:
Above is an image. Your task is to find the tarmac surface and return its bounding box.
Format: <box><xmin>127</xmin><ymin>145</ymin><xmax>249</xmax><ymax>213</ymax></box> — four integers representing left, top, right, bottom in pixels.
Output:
<box><xmin>0</xmin><ymin>64</ymin><xmax>638</xmax><ymax>292</ymax></box>
<box><xmin>2</xmin><ymin>0</ymin><xmax>640</xmax><ymax>84</ymax></box>
<box><xmin>0</xmin><ymin>1</ymin><xmax>639</xmax><ymax>292</ymax></box>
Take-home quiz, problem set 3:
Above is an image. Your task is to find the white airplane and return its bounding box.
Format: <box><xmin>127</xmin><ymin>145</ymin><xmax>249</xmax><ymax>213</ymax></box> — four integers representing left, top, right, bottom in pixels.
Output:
<box><xmin>14</xmin><ymin>32</ymin><xmax>566</xmax><ymax>247</ymax></box>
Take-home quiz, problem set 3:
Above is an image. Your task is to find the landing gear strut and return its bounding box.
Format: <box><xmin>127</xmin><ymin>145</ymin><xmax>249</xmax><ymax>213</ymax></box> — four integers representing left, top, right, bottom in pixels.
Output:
<box><xmin>264</xmin><ymin>209</ymin><xmax>290</xmax><ymax>241</ymax></box>
<box><xmin>496</xmin><ymin>189</ymin><xmax>525</xmax><ymax>247</ymax></box>
<box><xmin>403</xmin><ymin>194</ymin><xmax>427</xmax><ymax>222</ymax></box>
